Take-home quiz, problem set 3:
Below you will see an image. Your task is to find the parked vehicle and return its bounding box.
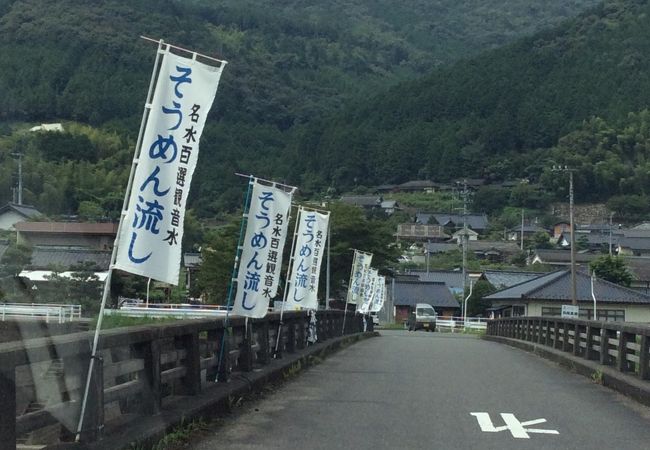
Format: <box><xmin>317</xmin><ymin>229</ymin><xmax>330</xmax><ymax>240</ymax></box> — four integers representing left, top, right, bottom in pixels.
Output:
<box><xmin>371</xmin><ymin>312</ymin><xmax>379</xmax><ymax>326</ymax></box>
<box><xmin>408</xmin><ymin>303</ymin><xmax>437</xmax><ymax>331</ymax></box>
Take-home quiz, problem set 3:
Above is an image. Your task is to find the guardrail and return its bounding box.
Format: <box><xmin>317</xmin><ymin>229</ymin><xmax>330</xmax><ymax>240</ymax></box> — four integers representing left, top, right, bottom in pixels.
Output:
<box><xmin>0</xmin><ymin>309</ymin><xmax>370</xmax><ymax>449</ymax></box>
<box><xmin>0</xmin><ymin>303</ymin><xmax>82</xmax><ymax>324</ymax></box>
<box><xmin>435</xmin><ymin>316</ymin><xmax>488</xmax><ymax>331</ymax></box>
<box><xmin>486</xmin><ymin>317</ymin><xmax>650</xmax><ymax>381</ymax></box>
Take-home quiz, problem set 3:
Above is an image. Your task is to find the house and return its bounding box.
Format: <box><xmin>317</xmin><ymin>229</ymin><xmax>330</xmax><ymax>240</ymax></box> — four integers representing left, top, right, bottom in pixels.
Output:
<box><xmin>0</xmin><ymin>203</ymin><xmax>43</xmax><ymax>230</ymax></box>
<box><xmin>394</xmin><ymin>180</ymin><xmax>437</xmax><ymax>193</ymax></box>
<box><xmin>405</xmin><ymin>269</ymin><xmax>481</xmax><ymax>295</ymax></box>
<box><xmin>452</xmin><ymin>228</ymin><xmax>479</xmax><ymax>242</ymax></box>
<box><xmin>530</xmin><ymin>249</ymin><xmax>599</xmax><ymax>269</ymax></box>
<box><xmin>339</xmin><ymin>195</ymin><xmax>382</xmax><ymax>210</ymax></box>
<box><xmin>558</xmin><ymin>231</ymin><xmax>622</xmax><ymax>251</ymax></box>
<box><xmin>484</xmin><ymin>269</ymin><xmax>650</xmax><ymax>322</ymax></box>
<box><xmin>380</xmin><ymin>200</ymin><xmax>399</xmax><ymax>215</ymax></box>
<box><xmin>507</xmin><ymin>225</ymin><xmax>549</xmax><ymax>242</ymax></box>
<box><xmin>374</xmin><ymin>184</ymin><xmax>397</xmax><ymax>194</ymax></box>
<box><xmin>469</xmin><ymin>240</ymin><xmax>521</xmax><ymax>263</ymax></box>
<box><xmin>18</xmin><ymin>246</ymin><xmax>111</xmax><ymax>287</ymax></box>
<box><xmin>415</xmin><ymin>212</ymin><xmax>489</xmax><ymax>233</ymax></box>
<box><xmin>390</xmin><ymin>280</ymin><xmax>460</xmax><ymax>322</ymax></box>
<box><xmin>617</xmin><ymin>229</ymin><xmax>650</xmax><ymax>256</ymax></box>
<box><xmin>15</xmin><ymin>222</ymin><xmax>118</xmax><ymax>250</ymax></box>
<box><xmin>552</xmin><ymin>221</ymin><xmax>571</xmax><ymax>239</ymax></box>
<box><xmin>480</xmin><ymin>270</ymin><xmax>548</xmax><ymax>290</ymax></box>
<box><xmin>624</xmin><ymin>257</ymin><xmax>650</xmax><ymax>294</ymax></box>
<box><xmin>396</xmin><ymin>224</ymin><xmax>449</xmax><ymax>242</ymax></box>
<box><xmin>424</xmin><ymin>242</ymin><xmax>458</xmax><ymax>255</ymax></box>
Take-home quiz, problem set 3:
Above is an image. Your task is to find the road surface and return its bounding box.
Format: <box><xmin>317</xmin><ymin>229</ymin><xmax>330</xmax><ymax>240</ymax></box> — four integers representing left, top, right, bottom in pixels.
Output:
<box><xmin>192</xmin><ymin>330</ymin><xmax>650</xmax><ymax>449</ymax></box>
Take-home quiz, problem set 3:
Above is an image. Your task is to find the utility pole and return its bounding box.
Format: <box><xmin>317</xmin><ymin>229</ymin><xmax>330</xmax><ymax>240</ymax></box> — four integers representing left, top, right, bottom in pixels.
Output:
<box><xmin>11</xmin><ymin>152</ymin><xmax>23</xmax><ymax>205</ymax></box>
<box><xmin>520</xmin><ymin>208</ymin><xmax>525</xmax><ymax>251</ymax></box>
<box><xmin>609</xmin><ymin>212</ymin><xmax>614</xmax><ymax>256</ymax></box>
<box><xmin>461</xmin><ymin>180</ymin><xmax>469</xmax><ymax>311</ymax></box>
<box><xmin>552</xmin><ymin>166</ymin><xmax>577</xmax><ymax>306</ymax></box>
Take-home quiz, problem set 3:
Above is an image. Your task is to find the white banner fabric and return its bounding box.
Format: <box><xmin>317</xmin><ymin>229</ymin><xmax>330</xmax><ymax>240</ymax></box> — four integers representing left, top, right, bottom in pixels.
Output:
<box><xmin>286</xmin><ymin>208</ymin><xmax>330</xmax><ymax>310</ymax></box>
<box><xmin>347</xmin><ymin>250</ymin><xmax>372</xmax><ymax>305</ymax></box>
<box><xmin>358</xmin><ymin>268</ymin><xmax>378</xmax><ymax>314</ymax></box>
<box><xmin>114</xmin><ymin>49</ymin><xmax>224</xmax><ymax>284</ymax></box>
<box><xmin>232</xmin><ymin>181</ymin><xmax>293</xmax><ymax>318</ymax></box>
<box><xmin>370</xmin><ymin>275</ymin><xmax>386</xmax><ymax>313</ymax></box>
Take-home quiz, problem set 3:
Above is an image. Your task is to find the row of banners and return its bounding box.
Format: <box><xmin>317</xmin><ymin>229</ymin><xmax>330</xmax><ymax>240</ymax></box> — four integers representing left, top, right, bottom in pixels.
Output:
<box><xmin>347</xmin><ymin>250</ymin><xmax>385</xmax><ymax>315</ymax></box>
<box><xmin>107</xmin><ymin>42</ymin><xmax>384</xmax><ymax>319</ymax></box>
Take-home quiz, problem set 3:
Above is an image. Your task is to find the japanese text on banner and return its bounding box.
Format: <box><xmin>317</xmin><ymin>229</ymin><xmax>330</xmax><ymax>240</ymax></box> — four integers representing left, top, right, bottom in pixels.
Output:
<box><xmin>114</xmin><ymin>49</ymin><xmax>224</xmax><ymax>284</ymax></box>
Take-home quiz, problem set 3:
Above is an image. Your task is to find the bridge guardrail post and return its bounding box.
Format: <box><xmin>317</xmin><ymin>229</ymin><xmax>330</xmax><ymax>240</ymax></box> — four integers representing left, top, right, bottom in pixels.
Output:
<box><xmin>0</xmin><ymin>356</ymin><xmax>16</xmax><ymax>450</ymax></box>
<box><xmin>182</xmin><ymin>331</ymin><xmax>202</xmax><ymax>394</ymax></box>
<box><xmin>617</xmin><ymin>331</ymin><xmax>633</xmax><ymax>373</ymax></box>
<box><xmin>639</xmin><ymin>334</ymin><xmax>649</xmax><ymax>380</ymax></box>
<box><xmin>286</xmin><ymin>318</ymin><xmax>296</xmax><ymax>353</ymax></box>
<box><xmin>134</xmin><ymin>337</ymin><xmax>162</xmax><ymax>415</ymax></box>
<box><xmin>79</xmin><ymin>355</ymin><xmax>104</xmax><ymax>443</ymax></box>
<box><xmin>297</xmin><ymin>315</ymin><xmax>306</xmax><ymax>350</ymax></box>
<box><xmin>585</xmin><ymin>325</ymin><xmax>597</xmax><ymax>361</ymax></box>
<box><xmin>257</xmin><ymin>319</ymin><xmax>270</xmax><ymax>365</ymax></box>
<box><xmin>562</xmin><ymin>322</ymin><xmax>570</xmax><ymax>352</ymax></box>
<box><xmin>600</xmin><ymin>328</ymin><xmax>615</xmax><ymax>366</ymax></box>
<box><xmin>239</xmin><ymin>322</ymin><xmax>254</xmax><ymax>372</ymax></box>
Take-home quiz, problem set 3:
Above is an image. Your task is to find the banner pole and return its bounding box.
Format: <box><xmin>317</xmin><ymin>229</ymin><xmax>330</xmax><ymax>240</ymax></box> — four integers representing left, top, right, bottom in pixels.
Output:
<box><xmin>341</xmin><ymin>250</ymin><xmax>358</xmax><ymax>335</ymax></box>
<box><xmin>274</xmin><ymin>206</ymin><xmax>302</xmax><ymax>357</ymax></box>
<box><xmin>325</xmin><ymin>218</ymin><xmax>331</xmax><ymax>310</ymax></box>
<box><xmin>76</xmin><ymin>39</ymin><xmax>167</xmax><ymax>441</ymax></box>
<box><xmin>216</xmin><ymin>176</ymin><xmax>255</xmax><ymax>381</ymax></box>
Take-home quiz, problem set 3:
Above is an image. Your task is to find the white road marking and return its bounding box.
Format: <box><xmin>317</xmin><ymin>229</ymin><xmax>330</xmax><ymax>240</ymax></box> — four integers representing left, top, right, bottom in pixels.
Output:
<box><xmin>470</xmin><ymin>412</ymin><xmax>559</xmax><ymax>439</ymax></box>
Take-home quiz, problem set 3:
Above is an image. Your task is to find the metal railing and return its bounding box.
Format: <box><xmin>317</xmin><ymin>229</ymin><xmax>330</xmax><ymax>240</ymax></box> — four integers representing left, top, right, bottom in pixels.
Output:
<box><xmin>0</xmin><ymin>310</ymin><xmax>371</xmax><ymax>449</ymax></box>
<box><xmin>486</xmin><ymin>317</ymin><xmax>650</xmax><ymax>381</ymax></box>
<box><xmin>0</xmin><ymin>303</ymin><xmax>82</xmax><ymax>323</ymax></box>
<box><xmin>436</xmin><ymin>316</ymin><xmax>488</xmax><ymax>331</ymax></box>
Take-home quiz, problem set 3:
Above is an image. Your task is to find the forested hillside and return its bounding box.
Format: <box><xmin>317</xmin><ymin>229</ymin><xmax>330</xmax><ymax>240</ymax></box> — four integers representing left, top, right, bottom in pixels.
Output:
<box><xmin>292</xmin><ymin>0</ymin><xmax>650</xmax><ymax>199</ymax></box>
<box><xmin>0</xmin><ymin>0</ymin><xmax>599</xmax><ymax>217</ymax></box>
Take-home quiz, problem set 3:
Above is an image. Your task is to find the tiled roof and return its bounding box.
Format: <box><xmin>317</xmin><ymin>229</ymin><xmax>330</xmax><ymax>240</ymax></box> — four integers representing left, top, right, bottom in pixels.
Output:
<box><xmin>485</xmin><ymin>270</ymin><xmax>650</xmax><ymax>304</ymax></box>
<box><xmin>533</xmin><ymin>249</ymin><xmax>598</xmax><ymax>263</ymax></box>
<box><xmin>409</xmin><ymin>270</ymin><xmax>465</xmax><ymax>292</ymax></box>
<box><xmin>424</xmin><ymin>242</ymin><xmax>458</xmax><ymax>254</ymax></box>
<box><xmin>15</xmin><ymin>222</ymin><xmax>118</xmax><ymax>235</ymax></box>
<box><xmin>339</xmin><ymin>196</ymin><xmax>381</xmax><ymax>207</ymax></box>
<box><xmin>397</xmin><ymin>180</ymin><xmax>436</xmax><ymax>189</ymax></box>
<box><xmin>29</xmin><ymin>246</ymin><xmax>112</xmax><ymax>270</ymax></box>
<box><xmin>482</xmin><ymin>270</ymin><xmax>548</xmax><ymax>289</ymax></box>
<box><xmin>469</xmin><ymin>241</ymin><xmax>520</xmax><ymax>253</ymax></box>
<box><xmin>510</xmin><ymin>225</ymin><xmax>548</xmax><ymax>233</ymax></box>
<box><xmin>392</xmin><ymin>280</ymin><xmax>460</xmax><ymax>309</ymax></box>
<box><xmin>0</xmin><ymin>203</ymin><xmax>43</xmax><ymax>219</ymax></box>
<box><xmin>619</xmin><ymin>237</ymin><xmax>650</xmax><ymax>251</ymax></box>
<box><xmin>416</xmin><ymin>212</ymin><xmax>489</xmax><ymax>230</ymax></box>
<box><xmin>624</xmin><ymin>257</ymin><xmax>650</xmax><ymax>281</ymax></box>
<box><xmin>396</xmin><ymin>224</ymin><xmax>448</xmax><ymax>239</ymax></box>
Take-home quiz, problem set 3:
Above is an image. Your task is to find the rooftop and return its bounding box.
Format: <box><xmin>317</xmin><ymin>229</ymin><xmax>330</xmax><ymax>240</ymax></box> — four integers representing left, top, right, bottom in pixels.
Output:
<box><xmin>29</xmin><ymin>246</ymin><xmax>112</xmax><ymax>270</ymax></box>
<box><xmin>15</xmin><ymin>221</ymin><xmax>118</xmax><ymax>235</ymax></box>
<box><xmin>0</xmin><ymin>203</ymin><xmax>43</xmax><ymax>219</ymax></box>
<box><xmin>392</xmin><ymin>280</ymin><xmax>459</xmax><ymax>309</ymax></box>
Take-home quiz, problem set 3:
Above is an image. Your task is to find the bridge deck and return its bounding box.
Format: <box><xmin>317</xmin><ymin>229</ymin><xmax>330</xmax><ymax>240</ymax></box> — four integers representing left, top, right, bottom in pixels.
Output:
<box><xmin>192</xmin><ymin>330</ymin><xmax>650</xmax><ymax>450</ymax></box>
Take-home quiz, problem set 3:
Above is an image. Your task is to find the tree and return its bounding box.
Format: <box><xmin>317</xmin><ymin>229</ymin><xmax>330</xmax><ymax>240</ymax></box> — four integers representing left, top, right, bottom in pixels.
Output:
<box><xmin>196</xmin><ymin>218</ymin><xmax>240</xmax><ymax>304</ymax></box>
<box><xmin>589</xmin><ymin>255</ymin><xmax>633</xmax><ymax>287</ymax></box>
<box><xmin>466</xmin><ymin>280</ymin><xmax>497</xmax><ymax>317</ymax></box>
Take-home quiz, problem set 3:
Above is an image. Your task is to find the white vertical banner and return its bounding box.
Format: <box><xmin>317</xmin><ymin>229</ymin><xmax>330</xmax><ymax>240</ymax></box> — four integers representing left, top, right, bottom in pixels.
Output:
<box><xmin>370</xmin><ymin>275</ymin><xmax>386</xmax><ymax>313</ymax></box>
<box><xmin>286</xmin><ymin>208</ymin><xmax>330</xmax><ymax>310</ymax></box>
<box><xmin>232</xmin><ymin>181</ymin><xmax>293</xmax><ymax>318</ymax></box>
<box><xmin>114</xmin><ymin>48</ymin><xmax>225</xmax><ymax>284</ymax></box>
<box><xmin>359</xmin><ymin>268</ymin><xmax>378</xmax><ymax>314</ymax></box>
<box><xmin>347</xmin><ymin>250</ymin><xmax>373</xmax><ymax>305</ymax></box>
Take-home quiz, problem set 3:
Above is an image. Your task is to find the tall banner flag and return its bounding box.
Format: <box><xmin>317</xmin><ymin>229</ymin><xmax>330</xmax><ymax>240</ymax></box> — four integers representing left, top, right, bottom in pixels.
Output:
<box><xmin>370</xmin><ymin>275</ymin><xmax>386</xmax><ymax>313</ymax></box>
<box><xmin>114</xmin><ymin>48</ymin><xmax>224</xmax><ymax>284</ymax></box>
<box><xmin>347</xmin><ymin>250</ymin><xmax>373</xmax><ymax>305</ymax></box>
<box><xmin>233</xmin><ymin>181</ymin><xmax>293</xmax><ymax>318</ymax></box>
<box><xmin>286</xmin><ymin>208</ymin><xmax>330</xmax><ymax>310</ymax></box>
<box><xmin>358</xmin><ymin>268</ymin><xmax>378</xmax><ymax>313</ymax></box>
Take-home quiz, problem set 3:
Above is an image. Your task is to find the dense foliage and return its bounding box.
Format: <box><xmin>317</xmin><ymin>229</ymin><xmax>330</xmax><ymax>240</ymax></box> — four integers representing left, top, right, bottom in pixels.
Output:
<box><xmin>0</xmin><ymin>0</ymin><xmax>600</xmax><ymax>216</ymax></box>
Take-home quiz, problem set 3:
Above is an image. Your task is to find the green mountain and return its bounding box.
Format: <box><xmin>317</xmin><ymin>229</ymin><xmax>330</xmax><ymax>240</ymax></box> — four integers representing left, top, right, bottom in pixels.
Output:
<box><xmin>292</xmin><ymin>0</ymin><xmax>650</xmax><ymax>198</ymax></box>
<box><xmin>0</xmin><ymin>0</ymin><xmax>599</xmax><ymax>216</ymax></box>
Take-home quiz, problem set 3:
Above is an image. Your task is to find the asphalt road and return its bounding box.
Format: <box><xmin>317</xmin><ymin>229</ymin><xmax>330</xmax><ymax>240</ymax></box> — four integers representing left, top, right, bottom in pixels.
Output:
<box><xmin>192</xmin><ymin>330</ymin><xmax>650</xmax><ymax>450</ymax></box>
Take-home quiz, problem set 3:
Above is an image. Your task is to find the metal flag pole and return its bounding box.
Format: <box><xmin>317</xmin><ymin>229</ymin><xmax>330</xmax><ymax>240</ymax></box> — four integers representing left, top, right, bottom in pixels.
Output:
<box><xmin>274</xmin><ymin>206</ymin><xmax>302</xmax><ymax>357</ymax></box>
<box><xmin>215</xmin><ymin>176</ymin><xmax>255</xmax><ymax>381</ymax></box>
<box><xmin>341</xmin><ymin>250</ymin><xmax>358</xmax><ymax>335</ymax></box>
<box><xmin>76</xmin><ymin>39</ymin><xmax>167</xmax><ymax>441</ymax></box>
<box><xmin>325</xmin><ymin>217</ymin><xmax>331</xmax><ymax>310</ymax></box>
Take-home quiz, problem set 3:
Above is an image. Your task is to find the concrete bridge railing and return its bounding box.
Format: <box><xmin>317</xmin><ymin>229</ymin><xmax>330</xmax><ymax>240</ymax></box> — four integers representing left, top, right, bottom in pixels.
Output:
<box><xmin>0</xmin><ymin>309</ymin><xmax>370</xmax><ymax>450</ymax></box>
<box><xmin>486</xmin><ymin>317</ymin><xmax>650</xmax><ymax>381</ymax></box>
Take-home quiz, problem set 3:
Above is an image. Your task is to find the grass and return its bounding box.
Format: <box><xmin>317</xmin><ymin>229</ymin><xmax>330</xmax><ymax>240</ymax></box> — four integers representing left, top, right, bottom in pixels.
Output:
<box><xmin>91</xmin><ymin>314</ymin><xmax>178</xmax><ymax>330</ymax></box>
<box><xmin>152</xmin><ymin>418</ymin><xmax>209</xmax><ymax>450</ymax></box>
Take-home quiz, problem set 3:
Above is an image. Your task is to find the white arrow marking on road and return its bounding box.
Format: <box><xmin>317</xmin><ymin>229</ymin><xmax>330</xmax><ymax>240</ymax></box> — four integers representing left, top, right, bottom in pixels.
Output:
<box><xmin>470</xmin><ymin>413</ymin><xmax>559</xmax><ymax>439</ymax></box>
